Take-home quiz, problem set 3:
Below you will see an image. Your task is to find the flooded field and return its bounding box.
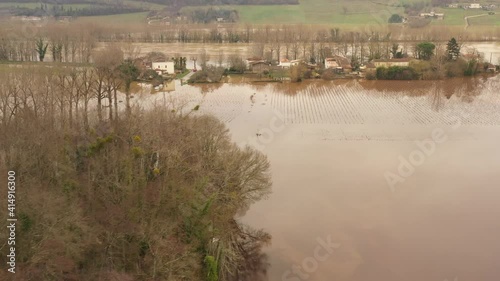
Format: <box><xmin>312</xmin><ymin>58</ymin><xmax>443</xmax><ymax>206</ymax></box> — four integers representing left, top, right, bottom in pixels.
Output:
<box><xmin>135</xmin><ymin>76</ymin><xmax>500</xmax><ymax>281</ymax></box>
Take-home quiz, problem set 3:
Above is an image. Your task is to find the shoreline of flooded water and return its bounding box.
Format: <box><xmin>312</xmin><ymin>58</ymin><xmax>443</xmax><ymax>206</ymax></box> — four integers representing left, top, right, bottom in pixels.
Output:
<box><xmin>132</xmin><ymin>75</ymin><xmax>500</xmax><ymax>281</ymax></box>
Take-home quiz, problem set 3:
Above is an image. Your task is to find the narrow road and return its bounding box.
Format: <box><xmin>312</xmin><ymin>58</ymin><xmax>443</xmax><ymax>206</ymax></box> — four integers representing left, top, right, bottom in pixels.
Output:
<box><xmin>147</xmin><ymin>17</ymin><xmax>169</xmax><ymax>26</ymax></box>
<box><xmin>179</xmin><ymin>70</ymin><xmax>196</xmax><ymax>85</ymax></box>
<box><xmin>464</xmin><ymin>13</ymin><xmax>488</xmax><ymax>29</ymax></box>
<box><xmin>183</xmin><ymin>71</ymin><xmax>195</xmax><ymax>80</ymax></box>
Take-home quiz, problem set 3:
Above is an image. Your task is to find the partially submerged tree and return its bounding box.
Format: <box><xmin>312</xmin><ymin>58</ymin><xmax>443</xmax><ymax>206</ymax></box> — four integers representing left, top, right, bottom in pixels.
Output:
<box><xmin>92</xmin><ymin>45</ymin><xmax>124</xmax><ymax>122</ymax></box>
<box><xmin>199</xmin><ymin>49</ymin><xmax>210</xmax><ymax>70</ymax></box>
<box><xmin>228</xmin><ymin>54</ymin><xmax>246</xmax><ymax>73</ymax></box>
<box><xmin>118</xmin><ymin>58</ymin><xmax>140</xmax><ymax>116</ymax></box>
<box><xmin>35</xmin><ymin>38</ymin><xmax>48</xmax><ymax>62</ymax></box>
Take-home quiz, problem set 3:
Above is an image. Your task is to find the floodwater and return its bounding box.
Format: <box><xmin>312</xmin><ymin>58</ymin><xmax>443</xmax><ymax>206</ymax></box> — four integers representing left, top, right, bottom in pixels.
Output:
<box><xmin>104</xmin><ymin>41</ymin><xmax>500</xmax><ymax>66</ymax></box>
<box><xmin>467</xmin><ymin>42</ymin><xmax>500</xmax><ymax>64</ymax></box>
<box><xmin>134</xmin><ymin>75</ymin><xmax>500</xmax><ymax>281</ymax></box>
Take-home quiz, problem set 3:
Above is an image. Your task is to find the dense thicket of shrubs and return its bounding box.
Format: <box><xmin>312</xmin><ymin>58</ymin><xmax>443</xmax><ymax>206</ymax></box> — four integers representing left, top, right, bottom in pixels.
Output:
<box><xmin>376</xmin><ymin>66</ymin><xmax>419</xmax><ymax>80</ymax></box>
<box><xmin>0</xmin><ymin>65</ymin><xmax>271</xmax><ymax>281</ymax></box>
<box><xmin>188</xmin><ymin>8</ymin><xmax>239</xmax><ymax>23</ymax></box>
<box><xmin>188</xmin><ymin>66</ymin><xmax>226</xmax><ymax>83</ymax></box>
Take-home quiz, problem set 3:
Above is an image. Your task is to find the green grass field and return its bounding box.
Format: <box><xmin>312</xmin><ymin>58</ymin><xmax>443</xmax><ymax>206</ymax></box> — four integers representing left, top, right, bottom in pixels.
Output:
<box><xmin>223</xmin><ymin>5</ymin><xmax>305</xmax><ymax>24</ymax></box>
<box><xmin>181</xmin><ymin>0</ymin><xmax>408</xmax><ymax>25</ymax></box>
<box><xmin>430</xmin><ymin>8</ymin><xmax>491</xmax><ymax>25</ymax></box>
<box><xmin>179</xmin><ymin>0</ymin><xmax>500</xmax><ymax>26</ymax></box>
<box><xmin>468</xmin><ymin>13</ymin><xmax>500</xmax><ymax>26</ymax></box>
<box><xmin>121</xmin><ymin>0</ymin><xmax>167</xmax><ymax>11</ymax></box>
<box><xmin>2</xmin><ymin>0</ymin><xmax>499</xmax><ymax>27</ymax></box>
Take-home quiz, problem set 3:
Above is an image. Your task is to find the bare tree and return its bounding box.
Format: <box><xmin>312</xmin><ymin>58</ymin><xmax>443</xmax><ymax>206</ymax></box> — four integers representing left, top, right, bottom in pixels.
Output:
<box><xmin>92</xmin><ymin>45</ymin><xmax>124</xmax><ymax>122</ymax></box>
<box><xmin>199</xmin><ymin>48</ymin><xmax>210</xmax><ymax>69</ymax></box>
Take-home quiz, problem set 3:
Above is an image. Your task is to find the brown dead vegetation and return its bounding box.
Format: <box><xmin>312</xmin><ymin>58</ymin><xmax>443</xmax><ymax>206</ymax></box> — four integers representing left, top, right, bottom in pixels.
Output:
<box><xmin>0</xmin><ymin>64</ymin><xmax>272</xmax><ymax>281</ymax></box>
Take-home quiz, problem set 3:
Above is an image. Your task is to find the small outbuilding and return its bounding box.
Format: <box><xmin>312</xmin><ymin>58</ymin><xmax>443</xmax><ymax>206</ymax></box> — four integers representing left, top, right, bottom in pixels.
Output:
<box><xmin>372</xmin><ymin>58</ymin><xmax>412</xmax><ymax>68</ymax></box>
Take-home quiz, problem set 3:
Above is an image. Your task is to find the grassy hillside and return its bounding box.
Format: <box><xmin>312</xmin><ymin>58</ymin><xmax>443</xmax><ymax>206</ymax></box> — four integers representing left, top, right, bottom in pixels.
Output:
<box><xmin>431</xmin><ymin>7</ymin><xmax>494</xmax><ymax>25</ymax></box>
<box><xmin>2</xmin><ymin>0</ymin><xmax>499</xmax><ymax>26</ymax></box>
<box><xmin>468</xmin><ymin>13</ymin><xmax>500</xmax><ymax>26</ymax></box>
<box><xmin>75</xmin><ymin>11</ymin><xmax>149</xmax><ymax>24</ymax></box>
<box><xmin>180</xmin><ymin>0</ymin><xmax>408</xmax><ymax>25</ymax></box>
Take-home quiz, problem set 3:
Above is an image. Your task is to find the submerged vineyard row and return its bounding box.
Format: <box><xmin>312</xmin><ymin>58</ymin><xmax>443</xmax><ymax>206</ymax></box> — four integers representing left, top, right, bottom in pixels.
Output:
<box><xmin>270</xmin><ymin>83</ymin><xmax>500</xmax><ymax>126</ymax></box>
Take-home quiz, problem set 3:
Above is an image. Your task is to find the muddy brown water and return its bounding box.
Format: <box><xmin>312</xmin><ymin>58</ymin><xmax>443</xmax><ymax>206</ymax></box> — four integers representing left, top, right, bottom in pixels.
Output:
<box><xmin>133</xmin><ymin>76</ymin><xmax>500</xmax><ymax>281</ymax></box>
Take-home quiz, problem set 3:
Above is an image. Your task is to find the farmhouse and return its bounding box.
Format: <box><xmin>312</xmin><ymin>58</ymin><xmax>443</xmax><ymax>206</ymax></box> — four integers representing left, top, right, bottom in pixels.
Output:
<box><xmin>245</xmin><ymin>57</ymin><xmax>265</xmax><ymax>69</ymax></box>
<box><xmin>325</xmin><ymin>57</ymin><xmax>340</xmax><ymax>69</ymax></box>
<box><xmin>364</xmin><ymin>62</ymin><xmax>377</xmax><ymax>71</ymax></box>
<box><xmin>278</xmin><ymin>58</ymin><xmax>301</xmax><ymax>68</ymax></box>
<box><xmin>152</xmin><ymin>61</ymin><xmax>175</xmax><ymax>75</ymax></box>
<box><xmin>324</xmin><ymin>56</ymin><xmax>352</xmax><ymax>72</ymax></box>
<box><xmin>468</xmin><ymin>3</ymin><xmax>482</xmax><ymax>9</ymax></box>
<box><xmin>373</xmin><ymin>58</ymin><xmax>412</xmax><ymax>68</ymax></box>
<box><xmin>249</xmin><ymin>61</ymin><xmax>271</xmax><ymax>73</ymax></box>
<box><xmin>419</xmin><ymin>11</ymin><xmax>444</xmax><ymax>19</ymax></box>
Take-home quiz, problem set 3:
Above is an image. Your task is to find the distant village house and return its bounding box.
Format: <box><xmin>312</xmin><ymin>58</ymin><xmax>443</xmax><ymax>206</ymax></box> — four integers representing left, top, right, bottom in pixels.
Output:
<box><xmin>278</xmin><ymin>58</ymin><xmax>301</xmax><ymax>68</ymax></box>
<box><xmin>245</xmin><ymin>57</ymin><xmax>265</xmax><ymax>69</ymax></box>
<box><xmin>324</xmin><ymin>56</ymin><xmax>352</xmax><ymax>73</ymax></box>
<box><xmin>249</xmin><ymin>61</ymin><xmax>271</xmax><ymax>73</ymax></box>
<box><xmin>152</xmin><ymin>61</ymin><xmax>175</xmax><ymax>75</ymax></box>
<box><xmin>420</xmin><ymin>11</ymin><xmax>445</xmax><ymax>19</ymax></box>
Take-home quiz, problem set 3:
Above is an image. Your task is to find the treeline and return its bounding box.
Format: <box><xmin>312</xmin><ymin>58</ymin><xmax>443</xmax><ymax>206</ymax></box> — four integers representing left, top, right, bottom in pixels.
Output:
<box><xmin>131</xmin><ymin>24</ymin><xmax>500</xmax><ymax>44</ymax></box>
<box><xmin>0</xmin><ymin>47</ymin><xmax>272</xmax><ymax>281</ymax></box>
<box><xmin>370</xmin><ymin>39</ymin><xmax>491</xmax><ymax>80</ymax></box>
<box><xmin>0</xmin><ymin>25</ymin><xmax>96</xmax><ymax>63</ymax></box>
<box><xmin>142</xmin><ymin>0</ymin><xmax>298</xmax><ymax>7</ymax></box>
<box><xmin>1</xmin><ymin>22</ymin><xmax>499</xmax><ymax>65</ymax></box>
<box><xmin>187</xmin><ymin>8</ymin><xmax>239</xmax><ymax>24</ymax></box>
<box><xmin>0</xmin><ymin>0</ymin><xmax>97</xmax><ymax>3</ymax></box>
<box><xmin>13</xmin><ymin>5</ymin><xmax>145</xmax><ymax>17</ymax></box>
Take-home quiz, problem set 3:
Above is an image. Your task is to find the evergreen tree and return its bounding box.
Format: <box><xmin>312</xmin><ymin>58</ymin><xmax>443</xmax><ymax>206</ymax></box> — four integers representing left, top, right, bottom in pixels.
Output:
<box><xmin>446</xmin><ymin>37</ymin><xmax>460</xmax><ymax>61</ymax></box>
